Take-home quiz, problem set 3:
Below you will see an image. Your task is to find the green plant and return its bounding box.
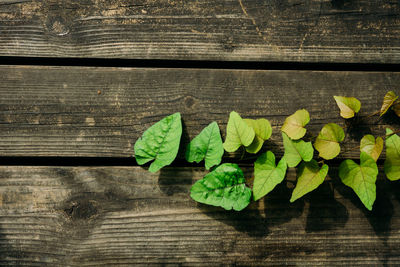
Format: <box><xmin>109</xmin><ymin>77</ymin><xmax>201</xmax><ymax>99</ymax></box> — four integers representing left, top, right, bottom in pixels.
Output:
<box><xmin>134</xmin><ymin>92</ymin><xmax>400</xmax><ymax>211</ymax></box>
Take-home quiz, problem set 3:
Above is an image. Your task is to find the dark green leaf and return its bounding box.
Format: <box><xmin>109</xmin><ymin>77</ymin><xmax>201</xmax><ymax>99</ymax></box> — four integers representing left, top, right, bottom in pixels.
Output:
<box><xmin>190</xmin><ymin>163</ymin><xmax>252</xmax><ymax>211</ymax></box>
<box><xmin>134</xmin><ymin>112</ymin><xmax>182</xmax><ymax>173</ymax></box>
<box><xmin>186</xmin><ymin>121</ymin><xmax>224</xmax><ymax>170</ymax></box>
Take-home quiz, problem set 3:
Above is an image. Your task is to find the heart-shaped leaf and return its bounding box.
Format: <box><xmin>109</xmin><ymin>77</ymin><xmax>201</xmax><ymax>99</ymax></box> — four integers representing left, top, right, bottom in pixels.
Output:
<box><xmin>360</xmin><ymin>134</ymin><xmax>383</xmax><ymax>162</ymax></box>
<box><xmin>281</xmin><ymin>109</ymin><xmax>310</xmax><ymax>140</ymax></box>
<box><xmin>253</xmin><ymin>151</ymin><xmax>287</xmax><ymax>201</ymax></box>
<box><xmin>244</xmin><ymin>118</ymin><xmax>272</xmax><ymax>154</ymax></box>
<box><xmin>282</xmin><ymin>132</ymin><xmax>314</xmax><ymax>168</ymax></box>
<box><xmin>333</xmin><ymin>96</ymin><xmax>361</xmax><ymax>119</ymax></box>
<box><xmin>223</xmin><ymin>111</ymin><xmax>255</xmax><ymax>152</ymax></box>
<box><xmin>339</xmin><ymin>152</ymin><xmax>378</xmax><ymax>210</ymax></box>
<box><xmin>384</xmin><ymin>128</ymin><xmax>400</xmax><ymax>181</ymax></box>
<box><xmin>314</xmin><ymin>123</ymin><xmax>345</xmax><ymax>160</ymax></box>
<box><xmin>290</xmin><ymin>160</ymin><xmax>329</xmax><ymax>202</ymax></box>
<box><xmin>190</xmin><ymin>163</ymin><xmax>252</xmax><ymax>211</ymax></box>
<box><xmin>186</xmin><ymin>121</ymin><xmax>224</xmax><ymax>170</ymax></box>
<box><xmin>380</xmin><ymin>91</ymin><xmax>398</xmax><ymax>117</ymax></box>
<box><xmin>134</xmin><ymin>112</ymin><xmax>182</xmax><ymax>173</ymax></box>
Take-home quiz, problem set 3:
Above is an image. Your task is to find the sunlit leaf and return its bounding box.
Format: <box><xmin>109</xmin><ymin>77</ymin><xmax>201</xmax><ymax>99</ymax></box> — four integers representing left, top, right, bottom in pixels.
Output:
<box><xmin>281</xmin><ymin>109</ymin><xmax>310</xmax><ymax>140</ymax></box>
<box><xmin>290</xmin><ymin>160</ymin><xmax>329</xmax><ymax>202</ymax></box>
<box><xmin>185</xmin><ymin>121</ymin><xmax>224</xmax><ymax>170</ymax></box>
<box><xmin>339</xmin><ymin>152</ymin><xmax>378</xmax><ymax>210</ymax></box>
<box><xmin>134</xmin><ymin>112</ymin><xmax>182</xmax><ymax>173</ymax></box>
<box><xmin>244</xmin><ymin>118</ymin><xmax>272</xmax><ymax>154</ymax></box>
<box><xmin>223</xmin><ymin>111</ymin><xmax>255</xmax><ymax>152</ymax></box>
<box><xmin>282</xmin><ymin>132</ymin><xmax>314</xmax><ymax>168</ymax></box>
<box><xmin>384</xmin><ymin>128</ymin><xmax>400</xmax><ymax>181</ymax></box>
<box><xmin>380</xmin><ymin>91</ymin><xmax>398</xmax><ymax>117</ymax></box>
<box><xmin>360</xmin><ymin>134</ymin><xmax>383</xmax><ymax>162</ymax></box>
<box><xmin>314</xmin><ymin>123</ymin><xmax>345</xmax><ymax>160</ymax></box>
<box><xmin>190</xmin><ymin>163</ymin><xmax>252</xmax><ymax>211</ymax></box>
<box><xmin>253</xmin><ymin>151</ymin><xmax>287</xmax><ymax>201</ymax></box>
<box><xmin>333</xmin><ymin>96</ymin><xmax>361</xmax><ymax>119</ymax></box>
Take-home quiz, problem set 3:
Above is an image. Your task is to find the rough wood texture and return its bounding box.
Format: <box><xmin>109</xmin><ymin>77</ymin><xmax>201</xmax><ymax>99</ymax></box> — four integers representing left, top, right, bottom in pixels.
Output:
<box><xmin>0</xmin><ymin>65</ymin><xmax>399</xmax><ymax>159</ymax></box>
<box><xmin>0</xmin><ymin>166</ymin><xmax>399</xmax><ymax>266</ymax></box>
<box><xmin>1</xmin><ymin>0</ymin><xmax>400</xmax><ymax>63</ymax></box>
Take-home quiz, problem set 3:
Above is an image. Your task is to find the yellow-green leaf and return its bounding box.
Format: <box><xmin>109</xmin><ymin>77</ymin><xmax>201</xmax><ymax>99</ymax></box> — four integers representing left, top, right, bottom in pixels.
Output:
<box><xmin>281</xmin><ymin>109</ymin><xmax>310</xmax><ymax>140</ymax></box>
<box><xmin>360</xmin><ymin>135</ymin><xmax>383</xmax><ymax>162</ymax></box>
<box><xmin>282</xmin><ymin>132</ymin><xmax>314</xmax><ymax>168</ymax></box>
<box><xmin>339</xmin><ymin>152</ymin><xmax>378</xmax><ymax>211</ymax></box>
<box><xmin>244</xmin><ymin>118</ymin><xmax>272</xmax><ymax>154</ymax></box>
<box><xmin>333</xmin><ymin>96</ymin><xmax>361</xmax><ymax>119</ymax></box>
<box><xmin>223</xmin><ymin>111</ymin><xmax>255</xmax><ymax>152</ymax></box>
<box><xmin>380</xmin><ymin>91</ymin><xmax>398</xmax><ymax>117</ymax></box>
<box><xmin>253</xmin><ymin>151</ymin><xmax>287</xmax><ymax>201</ymax></box>
<box><xmin>314</xmin><ymin>123</ymin><xmax>345</xmax><ymax>160</ymax></box>
<box><xmin>290</xmin><ymin>160</ymin><xmax>329</xmax><ymax>202</ymax></box>
<box><xmin>384</xmin><ymin>128</ymin><xmax>400</xmax><ymax>181</ymax></box>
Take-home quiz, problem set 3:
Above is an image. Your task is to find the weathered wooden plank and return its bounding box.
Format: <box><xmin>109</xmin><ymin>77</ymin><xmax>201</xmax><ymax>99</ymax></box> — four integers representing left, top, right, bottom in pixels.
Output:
<box><xmin>0</xmin><ymin>0</ymin><xmax>400</xmax><ymax>63</ymax></box>
<box><xmin>0</xmin><ymin>65</ymin><xmax>399</xmax><ymax>159</ymax></box>
<box><xmin>0</xmin><ymin>166</ymin><xmax>399</xmax><ymax>266</ymax></box>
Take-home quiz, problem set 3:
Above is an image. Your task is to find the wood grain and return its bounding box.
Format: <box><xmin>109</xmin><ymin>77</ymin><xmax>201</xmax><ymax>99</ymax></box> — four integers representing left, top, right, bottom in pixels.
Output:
<box><xmin>0</xmin><ymin>0</ymin><xmax>400</xmax><ymax>63</ymax></box>
<box><xmin>0</xmin><ymin>165</ymin><xmax>399</xmax><ymax>266</ymax></box>
<box><xmin>1</xmin><ymin>65</ymin><xmax>399</xmax><ymax>159</ymax></box>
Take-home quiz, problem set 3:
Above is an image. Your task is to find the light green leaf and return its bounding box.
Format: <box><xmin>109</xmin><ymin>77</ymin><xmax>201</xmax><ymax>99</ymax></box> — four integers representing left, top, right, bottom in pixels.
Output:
<box><xmin>282</xmin><ymin>132</ymin><xmax>314</xmax><ymax>168</ymax></box>
<box><xmin>223</xmin><ymin>111</ymin><xmax>255</xmax><ymax>152</ymax></box>
<box><xmin>384</xmin><ymin>128</ymin><xmax>400</xmax><ymax>181</ymax></box>
<box><xmin>380</xmin><ymin>91</ymin><xmax>398</xmax><ymax>117</ymax></box>
<box><xmin>290</xmin><ymin>160</ymin><xmax>329</xmax><ymax>202</ymax></box>
<box><xmin>281</xmin><ymin>109</ymin><xmax>310</xmax><ymax>140</ymax></box>
<box><xmin>134</xmin><ymin>112</ymin><xmax>182</xmax><ymax>173</ymax></box>
<box><xmin>339</xmin><ymin>152</ymin><xmax>378</xmax><ymax>210</ymax></box>
<box><xmin>190</xmin><ymin>163</ymin><xmax>252</xmax><ymax>211</ymax></box>
<box><xmin>360</xmin><ymin>134</ymin><xmax>383</xmax><ymax>162</ymax></box>
<box><xmin>185</xmin><ymin>121</ymin><xmax>224</xmax><ymax>170</ymax></box>
<box><xmin>333</xmin><ymin>96</ymin><xmax>361</xmax><ymax>119</ymax></box>
<box><xmin>244</xmin><ymin>118</ymin><xmax>272</xmax><ymax>154</ymax></box>
<box><xmin>314</xmin><ymin>123</ymin><xmax>345</xmax><ymax>160</ymax></box>
<box><xmin>253</xmin><ymin>151</ymin><xmax>287</xmax><ymax>201</ymax></box>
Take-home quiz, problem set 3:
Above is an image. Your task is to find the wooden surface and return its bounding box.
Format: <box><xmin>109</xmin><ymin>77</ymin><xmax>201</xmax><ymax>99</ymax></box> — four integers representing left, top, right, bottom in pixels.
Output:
<box><xmin>2</xmin><ymin>0</ymin><xmax>400</xmax><ymax>266</ymax></box>
<box><xmin>1</xmin><ymin>166</ymin><xmax>399</xmax><ymax>266</ymax></box>
<box><xmin>1</xmin><ymin>65</ymin><xmax>399</xmax><ymax>159</ymax></box>
<box><xmin>0</xmin><ymin>0</ymin><xmax>400</xmax><ymax>63</ymax></box>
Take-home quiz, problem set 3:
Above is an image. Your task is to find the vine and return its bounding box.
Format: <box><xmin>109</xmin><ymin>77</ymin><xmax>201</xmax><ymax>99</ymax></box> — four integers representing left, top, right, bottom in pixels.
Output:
<box><xmin>134</xmin><ymin>91</ymin><xmax>400</xmax><ymax>211</ymax></box>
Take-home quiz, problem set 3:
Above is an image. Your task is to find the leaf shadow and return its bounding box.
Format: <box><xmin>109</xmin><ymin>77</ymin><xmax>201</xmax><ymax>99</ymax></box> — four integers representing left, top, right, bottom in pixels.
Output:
<box><xmin>304</xmin><ymin>182</ymin><xmax>349</xmax><ymax>232</ymax></box>
<box><xmin>344</xmin><ymin>116</ymin><xmax>373</xmax><ymax>142</ymax></box>
<box><xmin>330</xmin><ymin>167</ymin><xmax>394</xmax><ymax>242</ymax></box>
<box><xmin>176</xmin><ymin>118</ymin><xmax>191</xmax><ymax>160</ymax></box>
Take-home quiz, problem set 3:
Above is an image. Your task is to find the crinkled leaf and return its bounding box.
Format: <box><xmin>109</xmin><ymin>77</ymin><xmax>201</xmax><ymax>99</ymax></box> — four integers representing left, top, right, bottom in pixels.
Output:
<box><xmin>190</xmin><ymin>163</ymin><xmax>252</xmax><ymax>211</ymax></box>
<box><xmin>314</xmin><ymin>123</ymin><xmax>345</xmax><ymax>160</ymax></box>
<box><xmin>290</xmin><ymin>160</ymin><xmax>329</xmax><ymax>202</ymax></box>
<box><xmin>384</xmin><ymin>128</ymin><xmax>400</xmax><ymax>181</ymax></box>
<box><xmin>244</xmin><ymin>118</ymin><xmax>272</xmax><ymax>153</ymax></box>
<box><xmin>134</xmin><ymin>112</ymin><xmax>182</xmax><ymax>173</ymax></box>
<box><xmin>185</xmin><ymin>121</ymin><xmax>224</xmax><ymax>170</ymax></box>
<box><xmin>282</xmin><ymin>132</ymin><xmax>314</xmax><ymax>168</ymax></box>
<box><xmin>339</xmin><ymin>152</ymin><xmax>378</xmax><ymax>211</ymax></box>
<box><xmin>333</xmin><ymin>96</ymin><xmax>361</xmax><ymax>119</ymax></box>
<box><xmin>380</xmin><ymin>91</ymin><xmax>398</xmax><ymax>117</ymax></box>
<box><xmin>360</xmin><ymin>134</ymin><xmax>383</xmax><ymax>162</ymax></box>
<box><xmin>281</xmin><ymin>109</ymin><xmax>310</xmax><ymax>140</ymax></box>
<box><xmin>253</xmin><ymin>151</ymin><xmax>287</xmax><ymax>201</ymax></box>
<box><xmin>223</xmin><ymin>111</ymin><xmax>255</xmax><ymax>152</ymax></box>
